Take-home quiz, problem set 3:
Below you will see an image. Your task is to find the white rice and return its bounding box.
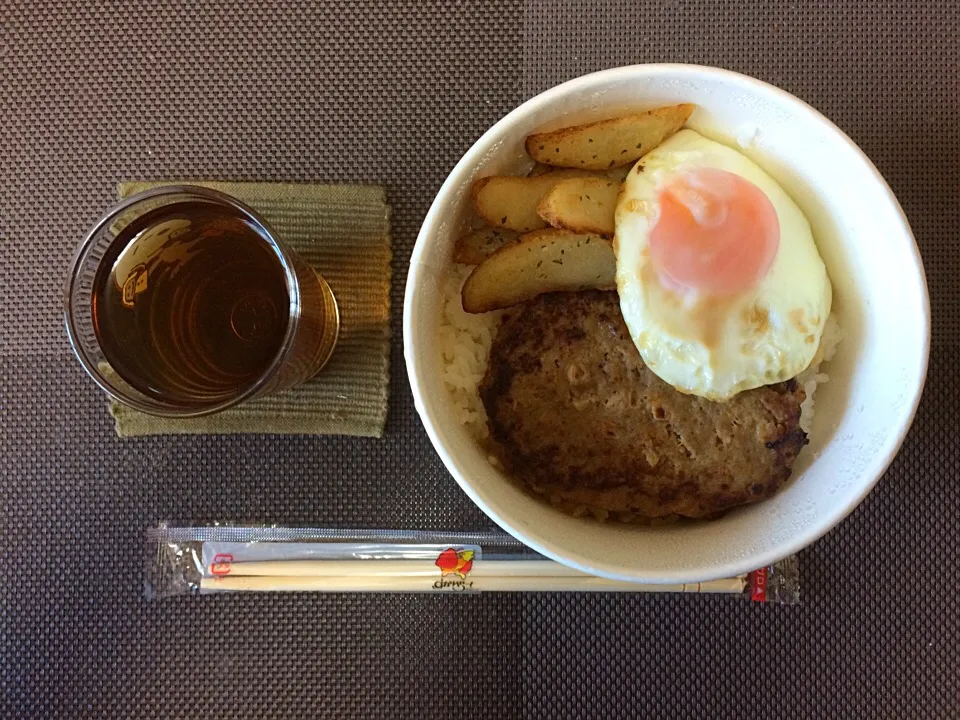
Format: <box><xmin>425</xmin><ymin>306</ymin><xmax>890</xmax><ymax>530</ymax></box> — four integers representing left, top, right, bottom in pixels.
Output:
<box><xmin>439</xmin><ymin>266</ymin><xmax>841</xmax><ymax>438</ymax></box>
<box><xmin>438</xmin><ymin>265</ymin><xmax>502</xmax><ymax>439</ymax></box>
<box><xmin>797</xmin><ymin>313</ymin><xmax>842</xmax><ymax>433</ymax></box>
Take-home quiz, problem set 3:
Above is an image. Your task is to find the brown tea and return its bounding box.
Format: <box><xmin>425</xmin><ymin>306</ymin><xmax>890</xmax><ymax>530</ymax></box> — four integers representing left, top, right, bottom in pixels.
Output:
<box><xmin>92</xmin><ymin>201</ymin><xmax>293</xmax><ymax>406</ymax></box>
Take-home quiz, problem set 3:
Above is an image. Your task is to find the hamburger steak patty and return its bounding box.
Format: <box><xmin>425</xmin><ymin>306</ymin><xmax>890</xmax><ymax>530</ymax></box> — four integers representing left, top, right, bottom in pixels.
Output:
<box><xmin>479</xmin><ymin>291</ymin><xmax>808</xmax><ymax>520</ymax></box>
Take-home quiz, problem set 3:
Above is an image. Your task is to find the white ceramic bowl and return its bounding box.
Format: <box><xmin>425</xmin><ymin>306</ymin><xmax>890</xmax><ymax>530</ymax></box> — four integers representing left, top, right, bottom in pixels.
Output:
<box><xmin>404</xmin><ymin>65</ymin><xmax>930</xmax><ymax>583</ymax></box>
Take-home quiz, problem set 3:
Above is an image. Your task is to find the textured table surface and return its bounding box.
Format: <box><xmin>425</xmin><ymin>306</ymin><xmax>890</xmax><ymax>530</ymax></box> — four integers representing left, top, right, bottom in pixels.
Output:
<box><xmin>2</xmin><ymin>2</ymin><xmax>958</xmax><ymax>718</ymax></box>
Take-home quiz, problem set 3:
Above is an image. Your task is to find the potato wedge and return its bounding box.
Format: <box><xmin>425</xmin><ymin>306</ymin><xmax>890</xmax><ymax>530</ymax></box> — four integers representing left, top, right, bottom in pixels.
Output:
<box><xmin>453</xmin><ymin>226</ymin><xmax>520</xmax><ymax>265</ymax></box>
<box><xmin>525</xmin><ymin>104</ymin><xmax>695</xmax><ymax>170</ymax></box>
<box><xmin>537</xmin><ymin>176</ymin><xmax>620</xmax><ymax>236</ymax></box>
<box><xmin>471</xmin><ymin>170</ymin><xmax>595</xmax><ymax>232</ymax></box>
<box><xmin>461</xmin><ymin>228</ymin><xmax>615</xmax><ymax>313</ymax></box>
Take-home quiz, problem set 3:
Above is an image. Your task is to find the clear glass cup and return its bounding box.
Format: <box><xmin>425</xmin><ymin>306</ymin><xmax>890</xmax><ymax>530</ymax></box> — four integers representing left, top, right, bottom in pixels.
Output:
<box><xmin>65</xmin><ymin>185</ymin><xmax>339</xmax><ymax>417</ymax></box>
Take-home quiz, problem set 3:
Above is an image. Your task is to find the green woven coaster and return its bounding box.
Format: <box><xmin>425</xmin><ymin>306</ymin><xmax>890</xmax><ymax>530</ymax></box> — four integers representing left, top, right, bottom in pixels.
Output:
<box><xmin>107</xmin><ymin>181</ymin><xmax>392</xmax><ymax>438</ymax></box>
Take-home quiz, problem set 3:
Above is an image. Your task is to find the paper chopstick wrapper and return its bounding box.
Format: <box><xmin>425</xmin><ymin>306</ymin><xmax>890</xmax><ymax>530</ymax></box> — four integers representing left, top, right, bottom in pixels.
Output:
<box><xmin>202</xmin><ymin>574</ymin><xmax>744</xmax><ymax>594</ymax></box>
<box><xmin>199</xmin><ymin>558</ymin><xmax>745</xmax><ymax>594</ymax></box>
<box><xmin>146</xmin><ymin>525</ymin><xmax>798</xmax><ymax>601</ymax></box>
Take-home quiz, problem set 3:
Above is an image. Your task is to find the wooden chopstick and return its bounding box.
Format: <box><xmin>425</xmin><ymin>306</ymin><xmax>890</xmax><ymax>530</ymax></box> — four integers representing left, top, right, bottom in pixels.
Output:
<box><xmin>215</xmin><ymin>559</ymin><xmax>589</xmax><ymax>578</ymax></box>
<box><xmin>201</xmin><ymin>573</ymin><xmax>745</xmax><ymax>594</ymax></box>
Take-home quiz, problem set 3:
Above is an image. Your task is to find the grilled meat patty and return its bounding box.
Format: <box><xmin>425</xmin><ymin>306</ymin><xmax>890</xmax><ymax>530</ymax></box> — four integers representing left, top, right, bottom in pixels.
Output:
<box><xmin>480</xmin><ymin>291</ymin><xmax>808</xmax><ymax>520</ymax></box>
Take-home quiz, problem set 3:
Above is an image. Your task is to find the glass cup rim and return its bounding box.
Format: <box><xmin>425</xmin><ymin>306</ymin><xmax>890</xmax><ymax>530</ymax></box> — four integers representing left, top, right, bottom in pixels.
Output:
<box><xmin>64</xmin><ymin>184</ymin><xmax>303</xmax><ymax>418</ymax></box>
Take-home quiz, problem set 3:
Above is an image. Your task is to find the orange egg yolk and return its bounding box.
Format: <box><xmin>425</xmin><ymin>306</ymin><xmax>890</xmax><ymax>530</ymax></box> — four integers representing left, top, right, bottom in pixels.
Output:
<box><xmin>649</xmin><ymin>168</ymin><xmax>779</xmax><ymax>296</ymax></box>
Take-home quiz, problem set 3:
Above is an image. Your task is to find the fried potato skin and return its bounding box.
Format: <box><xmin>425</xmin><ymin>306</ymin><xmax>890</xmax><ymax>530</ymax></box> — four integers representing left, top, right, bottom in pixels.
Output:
<box><xmin>461</xmin><ymin>228</ymin><xmax>616</xmax><ymax>313</ymax></box>
<box><xmin>525</xmin><ymin>104</ymin><xmax>694</xmax><ymax>170</ymax></box>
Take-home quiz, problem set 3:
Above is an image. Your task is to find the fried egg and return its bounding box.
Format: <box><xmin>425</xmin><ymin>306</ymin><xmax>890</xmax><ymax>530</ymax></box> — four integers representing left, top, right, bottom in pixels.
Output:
<box><xmin>614</xmin><ymin>129</ymin><xmax>832</xmax><ymax>400</ymax></box>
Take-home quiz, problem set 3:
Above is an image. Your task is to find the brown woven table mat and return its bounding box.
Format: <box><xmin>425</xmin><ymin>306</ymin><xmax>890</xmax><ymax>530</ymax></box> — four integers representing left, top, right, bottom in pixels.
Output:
<box><xmin>1</xmin><ymin>2</ymin><xmax>957</xmax><ymax>718</ymax></box>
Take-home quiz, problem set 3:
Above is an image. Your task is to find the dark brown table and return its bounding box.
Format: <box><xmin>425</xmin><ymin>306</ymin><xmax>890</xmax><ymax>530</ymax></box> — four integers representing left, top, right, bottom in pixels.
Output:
<box><xmin>2</xmin><ymin>2</ymin><xmax>957</xmax><ymax>717</ymax></box>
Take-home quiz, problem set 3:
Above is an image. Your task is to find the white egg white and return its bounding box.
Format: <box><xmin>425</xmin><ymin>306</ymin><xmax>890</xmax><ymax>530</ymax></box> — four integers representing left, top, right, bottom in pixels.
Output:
<box><xmin>614</xmin><ymin>129</ymin><xmax>832</xmax><ymax>400</ymax></box>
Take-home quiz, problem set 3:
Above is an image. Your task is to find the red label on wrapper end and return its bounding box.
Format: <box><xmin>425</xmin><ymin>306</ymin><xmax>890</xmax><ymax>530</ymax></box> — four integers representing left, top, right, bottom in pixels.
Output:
<box><xmin>211</xmin><ymin>553</ymin><xmax>233</xmax><ymax>576</ymax></box>
<box><xmin>749</xmin><ymin>567</ymin><xmax>768</xmax><ymax>602</ymax></box>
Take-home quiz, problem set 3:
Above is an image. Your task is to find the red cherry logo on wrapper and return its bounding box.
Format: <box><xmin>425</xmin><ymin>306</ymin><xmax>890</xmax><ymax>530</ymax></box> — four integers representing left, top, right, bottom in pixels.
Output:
<box><xmin>434</xmin><ymin>548</ymin><xmax>476</xmax><ymax>579</ymax></box>
<box><xmin>435</xmin><ymin>548</ymin><xmax>459</xmax><ymax>571</ymax></box>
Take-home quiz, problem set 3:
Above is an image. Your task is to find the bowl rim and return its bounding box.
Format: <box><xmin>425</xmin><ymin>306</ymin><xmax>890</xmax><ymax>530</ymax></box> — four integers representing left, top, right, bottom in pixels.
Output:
<box><xmin>404</xmin><ymin>63</ymin><xmax>931</xmax><ymax>583</ymax></box>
